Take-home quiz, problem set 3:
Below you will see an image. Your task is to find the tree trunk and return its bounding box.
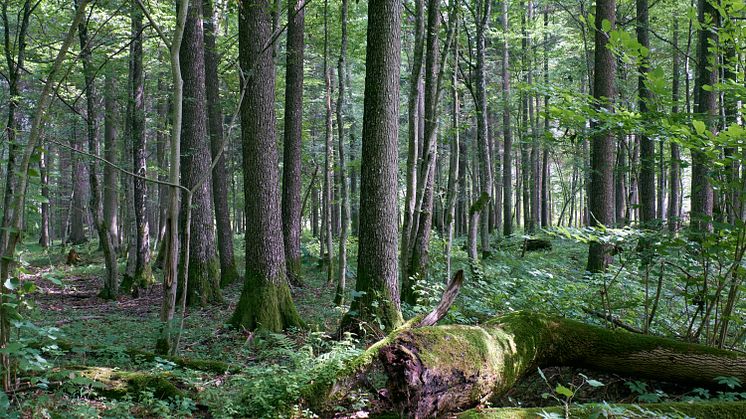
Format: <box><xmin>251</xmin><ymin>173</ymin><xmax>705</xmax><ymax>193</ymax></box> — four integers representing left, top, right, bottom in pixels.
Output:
<box><xmin>445</xmin><ymin>10</ymin><xmax>460</xmax><ymax>281</ymax></box>
<box><xmin>340</xmin><ymin>0</ymin><xmax>403</xmax><ymax>333</ymax></box>
<box><xmin>282</xmin><ymin>0</ymin><xmax>305</xmax><ymax>287</ymax></box>
<box><xmin>38</xmin><ymin>142</ymin><xmax>51</xmax><ymax>247</ymax></box>
<box><xmin>668</xmin><ymin>18</ymin><xmax>681</xmax><ymax>232</ymax></box>
<box><xmin>77</xmin><ymin>1</ymin><xmax>118</xmax><ymax>299</ymax></box>
<box><xmin>475</xmin><ymin>0</ymin><xmax>493</xmax><ymax>255</ymax></box>
<box><xmin>637</xmin><ymin>0</ymin><xmax>656</xmax><ymax>226</ymax></box>
<box><xmin>335</xmin><ymin>0</ymin><xmax>350</xmax><ymax>306</ymax></box>
<box><xmin>179</xmin><ymin>0</ymin><xmax>221</xmax><ymax>306</ymax></box>
<box><xmin>230</xmin><ymin>0</ymin><xmax>302</xmax><ymax>331</ymax></box>
<box><xmin>500</xmin><ymin>0</ymin><xmax>513</xmax><ymax>236</ymax></box>
<box><xmin>401</xmin><ymin>0</ymin><xmax>425</xmax><ymax>282</ymax></box>
<box><xmin>203</xmin><ymin>0</ymin><xmax>239</xmax><ymax>287</ymax></box>
<box><xmin>69</xmin><ymin>125</ymin><xmax>89</xmax><ymax>245</ymax></box>
<box><xmin>323</xmin><ymin>0</ymin><xmax>334</xmax><ymax>285</ymax></box>
<box><xmin>586</xmin><ymin>0</ymin><xmax>616</xmax><ymax>272</ymax></box>
<box><xmin>690</xmin><ymin>0</ymin><xmax>717</xmax><ymax>233</ymax></box>
<box><xmin>103</xmin><ymin>73</ymin><xmax>120</xmax><ymax>252</ymax></box>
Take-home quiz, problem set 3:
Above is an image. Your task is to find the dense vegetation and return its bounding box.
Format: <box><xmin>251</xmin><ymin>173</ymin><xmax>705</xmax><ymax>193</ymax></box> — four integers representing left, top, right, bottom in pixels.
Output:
<box><xmin>0</xmin><ymin>0</ymin><xmax>745</xmax><ymax>417</ymax></box>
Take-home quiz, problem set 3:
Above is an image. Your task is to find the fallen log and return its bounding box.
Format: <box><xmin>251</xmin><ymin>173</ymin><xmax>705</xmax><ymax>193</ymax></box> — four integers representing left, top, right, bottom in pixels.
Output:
<box><xmin>310</xmin><ymin>271</ymin><xmax>746</xmax><ymax>418</ymax></box>
<box><xmin>379</xmin><ymin>312</ymin><xmax>746</xmax><ymax>417</ymax></box>
<box><xmin>45</xmin><ymin>366</ymin><xmax>182</xmax><ymax>399</ymax></box>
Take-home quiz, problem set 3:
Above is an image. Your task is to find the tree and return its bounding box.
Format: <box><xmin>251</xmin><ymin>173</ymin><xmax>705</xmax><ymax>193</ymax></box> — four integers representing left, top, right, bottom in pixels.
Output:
<box><xmin>122</xmin><ymin>1</ymin><xmax>154</xmax><ymax>294</ymax></box>
<box><xmin>204</xmin><ymin>0</ymin><xmax>240</xmax><ymax>287</ymax></box>
<box><xmin>230</xmin><ymin>0</ymin><xmax>302</xmax><ymax>331</ymax></box>
<box><xmin>77</xmin><ymin>0</ymin><xmax>118</xmax><ymax>299</ymax></box>
<box><xmin>282</xmin><ymin>0</ymin><xmax>305</xmax><ymax>287</ymax></box>
<box><xmin>586</xmin><ymin>0</ymin><xmax>616</xmax><ymax>273</ymax></box>
<box><xmin>341</xmin><ymin>0</ymin><xmax>403</xmax><ymax>333</ymax></box>
<box><xmin>668</xmin><ymin>17</ymin><xmax>681</xmax><ymax>232</ymax></box>
<box><xmin>501</xmin><ymin>0</ymin><xmax>513</xmax><ymax>237</ymax></box>
<box><xmin>690</xmin><ymin>0</ymin><xmax>717</xmax><ymax>233</ymax></box>
<box><xmin>335</xmin><ymin>0</ymin><xmax>350</xmax><ymax>305</ymax></box>
<box><xmin>179</xmin><ymin>0</ymin><xmax>221</xmax><ymax>306</ymax></box>
<box><xmin>637</xmin><ymin>0</ymin><xmax>656</xmax><ymax>225</ymax></box>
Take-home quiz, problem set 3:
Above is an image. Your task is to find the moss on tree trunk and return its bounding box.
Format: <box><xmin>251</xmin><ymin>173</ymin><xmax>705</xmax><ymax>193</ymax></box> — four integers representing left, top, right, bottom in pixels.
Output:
<box><xmin>316</xmin><ymin>312</ymin><xmax>746</xmax><ymax>418</ymax></box>
<box><xmin>230</xmin><ymin>272</ymin><xmax>303</xmax><ymax>331</ymax></box>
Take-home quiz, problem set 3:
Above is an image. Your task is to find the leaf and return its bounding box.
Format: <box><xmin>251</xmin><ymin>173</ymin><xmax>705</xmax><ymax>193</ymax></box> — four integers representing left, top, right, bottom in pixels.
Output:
<box><xmin>555</xmin><ymin>384</ymin><xmax>574</xmax><ymax>398</ymax></box>
<box><xmin>601</xmin><ymin>19</ymin><xmax>611</xmax><ymax>32</ymax></box>
<box><xmin>586</xmin><ymin>379</ymin><xmax>605</xmax><ymax>388</ymax></box>
<box><xmin>693</xmin><ymin>120</ymin><xmax>706</xmax><ymax>136</ymax></box>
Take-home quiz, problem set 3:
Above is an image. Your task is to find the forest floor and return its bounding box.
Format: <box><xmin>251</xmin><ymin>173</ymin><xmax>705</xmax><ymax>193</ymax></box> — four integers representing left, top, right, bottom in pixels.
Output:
<box><xmin>8</xmin><ymin>234</ymin><xmax>740</xmax><ymax>417</ymax></box>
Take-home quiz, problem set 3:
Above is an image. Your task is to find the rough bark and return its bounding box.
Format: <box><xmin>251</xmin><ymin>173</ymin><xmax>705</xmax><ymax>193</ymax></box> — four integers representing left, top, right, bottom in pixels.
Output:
<box><xmin>401</xmin><ymin>0</ymin><xmax>425</xmax><ymax>284</ymax></box>
<box><xmin>230</xmin><ymin>0</ymin><xmax>302</xmax><ymax>332</ymax></box>
<box><xmin>103</xmin><ymin>73</ymin><xmax>119</xmax><ymax>251</ymax></box>
<box><xmin>334</xmin><ymin>0</ymin><xmax>350</xmax><ymax>305</ymax></box>
<box><xmin>69</xmin><ymin>126</ymin><xmax>89</xmax><ymax>245</ymax></box>
<box><xmin>203</xmin><ymin>0</ymin><xmax>239</xmax><ymax>287</ymax></box>
<box><xmin>179</xmin><ymin>0</ymin><xmax>221</xmax><ymax>306</ymax></box>
<box><xmin>123</xmin><ymin>2</ymin><xmax>154</xmax><ymax>295</ymax></box>
<box><xmin>637</xmin><ymin>0</ymin><xmax>656</xmax><ymax>225</ymax></box>
<box><xmin>690</xmin><ymin>0</ymin><xmax>717</xmax><ymax>233</ymax></box>
<box><xmin>282</xmin><ymin>0</ymin><xmax>305</xmax><ymax>287</ymax></box>
<box><xmin>586</xmin><ymin>0</ymin><xmax>616</xmax><ymax>273</ymax></box>
<box><xmin>340</xmin><ymin>0</ymin><xmax>403</xmax><ymax>333</ymax></box>
<box><xmin>322</xmin><ymin>0</ymin><xmax>334</xmax><ymax>285</ymax></box>
<box><xmin>475</xmin><ymin>0</ymin><xmax>493</xmax><ymax>255</ymax></box>
<box><xmin>668</xmin><ymin>18</ymin><xmax>681</xmax><ymax>232</ymax></box>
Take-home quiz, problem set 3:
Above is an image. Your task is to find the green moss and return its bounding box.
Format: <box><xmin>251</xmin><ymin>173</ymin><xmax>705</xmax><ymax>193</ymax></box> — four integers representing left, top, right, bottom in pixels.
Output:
<box><xmin>186</xmin><ymin>256</ymin><xmax>222</xmax><ymax>306</ymax></box>
<box><xmin>60</xmin><ymin>367</ymin><xmax>182</xmax><ymax>400</ymax></box>
<box><xmin>230</xmin><ymin>270</ymin><xmax>303</xmax><ymax>332</ymax></box>
<box><xmin>459</xmin><ymin>401</ymin><xmax>746</xmax><ymax>419</ymax></box>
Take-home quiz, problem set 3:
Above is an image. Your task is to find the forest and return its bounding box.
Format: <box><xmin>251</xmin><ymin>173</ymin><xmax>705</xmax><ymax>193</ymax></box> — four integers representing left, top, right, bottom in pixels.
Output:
<box><xmin>1</xmin><ymin>0</ymin><xmax>746</xmax><ymax>416</ymax></box>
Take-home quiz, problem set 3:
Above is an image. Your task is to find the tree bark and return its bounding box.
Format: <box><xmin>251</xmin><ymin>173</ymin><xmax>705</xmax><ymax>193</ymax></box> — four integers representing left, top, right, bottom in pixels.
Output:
<box><xmin>282</xmin><ymin>0</ymin><xmax>305</xmax><ymax>287</ymax></box>
<box><xmin>401</xmin><ymin>0</ymin><xmax>425</xmax><ymax>283</ymax></box>
<box><xmin>335</xmin><ymin>0</ymin><xmax>350</xmax><ymax>305</ymax></box>
<box><xmin>690</xmin><ymin>0</ymin><xmax>717</xmax><ymax>233</ymax></box>
<box><xmin>668</xmin><ymin>18</ymin><xmax>681</xmax><ymax>232</ymax></box>
<box><xmin>103</xmin><ymin>73</ymin><xmax>120</xmax><ymax>251</ymax></box>
<box><xmin>323</xmin><ymin>0</ymin><xmax>334</xmax><ymax>285</ymax></box>
<box><xmin>230</xmin><ymin>0</ymin><xmax>302</xmax><ymax>331</ymax></box>
<box><xmin>586</xmin><ymin>0</ymin><xmax>616</xmax><ymax>272</ymax></box>
<box><xmin>203</xmin><ymin>0</ymin><xmax>239</xmax><ymax>287</ymax></box>
<box><xmin>69</xmin><ymin>125</ymin><xmax>89</xmax><ymax>245</ymax></box>
<box><xmin>500</xmin><ymin>2</ymin><xmax>512</xmax><ymax>236</ymax></box>
<box><xmin>636</xmin><ymin>0</ymin><xmax>656</xmax><ymax>226</ymax></box>
<box><xmin>340</xmin><ymin>0</ymin><xmax>403</xmax><ymax>333</ymax></box>
<box><xmin>475</xmin><ymin>0</ymin><xmax>493</xmax><ymax>254</ymax></box>
<box><xmin>179</xmin><ymin>0</ymin><xmax>221</xmax><ymax>306</ymax></box>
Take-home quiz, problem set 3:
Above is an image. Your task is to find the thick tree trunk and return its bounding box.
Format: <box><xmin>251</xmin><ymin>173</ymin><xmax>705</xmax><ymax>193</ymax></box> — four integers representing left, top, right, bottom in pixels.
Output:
<box><xmin>69</xmin><ymin>127</ymin><xmax>89</xmax><ymax>245</ymax></box>
<box><xmin>586</xmin><ymin>0</ymin><xmax>616</xmax><ymax>272</ymax></box>
<box><xmin>340</xmin><ymin>0</ymin><xmax>403</xmax><ymax>333</ymax></box>
<box><xmin>282</xmin><ymin>0</ymin><xmax>305</xmax><ymax>287</ymax></box>
<box><xmin>690</xmin><ymin>0</ymin><xmax>717</xmax><ymax>233</ymax></box>
<box><xmin>203</xmin><ymin>0</ymin><xmax>239</xmax><ymax>287</ymax></box>
<box><xmin>230</xmin><ymin>0</ymin><xmax>302</xmax><ymax>332</ymax></box>
<box><xmin>122</xmin><ymin>3</ymin><xmax>154</xmax><ymax>295</ymax></box>
<box><xmin>179</xmin><ymin>0</ymin><xmax>221</xmax><ymax>306</ymax></box>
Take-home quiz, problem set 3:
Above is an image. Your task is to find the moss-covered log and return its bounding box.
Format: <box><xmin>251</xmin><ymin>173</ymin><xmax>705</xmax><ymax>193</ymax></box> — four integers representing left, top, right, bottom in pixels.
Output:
<box><xmin>458</xmin><ymin>401</ymin><xmax>746</xmax><ymax>419</ymax></box>
<box><xmin>47</xmin><ymin>367</ymin><xmax>182</xmax><ymax>399</ymax></box>
<box><xmin>323</xmin><ymin>312</ymin><xmax>746</xmax><ymax>418</ymax></box>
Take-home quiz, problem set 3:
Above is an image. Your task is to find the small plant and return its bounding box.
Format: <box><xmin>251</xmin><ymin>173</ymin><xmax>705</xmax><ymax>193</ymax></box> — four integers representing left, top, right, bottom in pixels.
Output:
<box><xmin>537</xmin><ymin>368</ymin><xmax>604</xmax><ymax>418</ymax></box>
